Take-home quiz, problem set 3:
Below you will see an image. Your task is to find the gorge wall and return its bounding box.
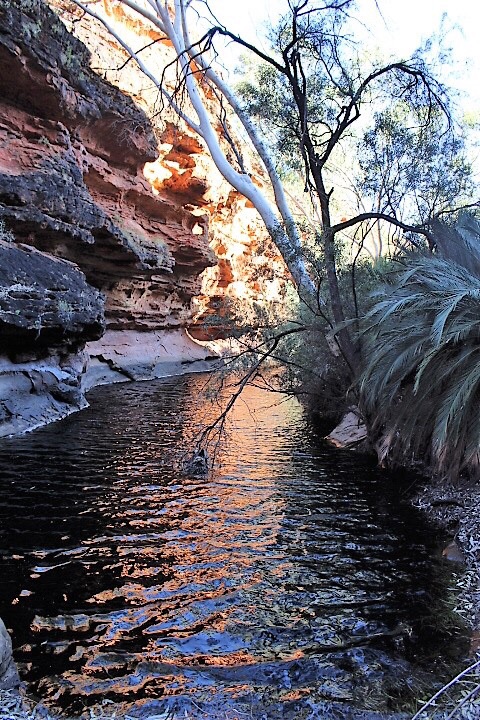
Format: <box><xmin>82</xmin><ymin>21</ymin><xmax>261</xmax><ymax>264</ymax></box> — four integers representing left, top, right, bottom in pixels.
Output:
<box><xmin>0</xmin><ymin>0</ymin><xmax>286</xmax><ymax>436</ymax></box>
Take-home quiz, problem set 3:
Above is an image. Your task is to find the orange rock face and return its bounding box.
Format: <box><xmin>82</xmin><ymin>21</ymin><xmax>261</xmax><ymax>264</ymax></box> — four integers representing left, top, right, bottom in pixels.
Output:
<box><xmin>0</xmin><ymin>0</ymin><xmax>289</xmax><ymax>436</ymax></box>
<box><xmin>0</xmin><ymin>0</ymin><xmax>287</xmax><ymax>350</ymax></box>
<box><xmin>50</xmin><ymin>0</ymin><xmax>288</xmax><ymax>340</ymax></box>
<box><xmin>0</xmin><ymin>0</ymin><xmax>217</xmax><ymax>336</ymax></box>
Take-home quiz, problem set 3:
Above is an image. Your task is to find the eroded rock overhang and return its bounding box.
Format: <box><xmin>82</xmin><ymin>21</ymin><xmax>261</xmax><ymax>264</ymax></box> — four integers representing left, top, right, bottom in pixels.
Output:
<box><xmin>0</xmin><ymin>0</ymin><xmax>219</xmax><ymax>435</ymax></box>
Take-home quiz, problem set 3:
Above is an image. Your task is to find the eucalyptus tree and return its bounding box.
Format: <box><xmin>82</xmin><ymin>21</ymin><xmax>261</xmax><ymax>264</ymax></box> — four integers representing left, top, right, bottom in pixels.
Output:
<box><xmin>67</xmin><ymin>0</ymin><xmax>467</xmax><ymax>377</ymax></box>
<box><xmin>358</xmin><ymin>104</ymin><xmax>476</xmax><ymax>243</ymax></box>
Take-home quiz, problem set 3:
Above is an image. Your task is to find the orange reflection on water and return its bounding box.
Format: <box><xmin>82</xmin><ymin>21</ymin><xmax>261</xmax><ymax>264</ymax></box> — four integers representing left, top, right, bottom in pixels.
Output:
<box><xmin>167</xmin><ymin>650</ymin><xmax>258</xmax><ymax>667</ymax></box>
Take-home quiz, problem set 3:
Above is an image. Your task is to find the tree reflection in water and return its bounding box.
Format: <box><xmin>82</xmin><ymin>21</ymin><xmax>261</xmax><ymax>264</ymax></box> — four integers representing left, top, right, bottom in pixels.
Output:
<box><xmin>0</xmin><ymin>374</ymin><xmax>467</xmax><ymax>718</ymax></box>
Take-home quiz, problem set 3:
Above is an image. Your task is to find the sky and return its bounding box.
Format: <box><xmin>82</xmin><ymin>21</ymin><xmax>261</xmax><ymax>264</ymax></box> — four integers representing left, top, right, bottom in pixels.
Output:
<box><xmin>205</xmin><ymin>0</ymin><xmax>480</xmax><ymax>113</ymax></box>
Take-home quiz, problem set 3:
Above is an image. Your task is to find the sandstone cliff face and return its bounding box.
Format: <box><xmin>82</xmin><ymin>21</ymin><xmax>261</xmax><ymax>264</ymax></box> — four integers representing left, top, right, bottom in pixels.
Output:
<box><xmin>191</xmin><ymin>189</ymin><xmax>289</xmax><ymax>340</ymax></box>
<box><xmin>0</xmin><ymin>0</ymin><xmax>219</xmax><ymax>434</ymax></box>
<box><xmin>0</xmin><ymin>0</ymin><xmax>217</xmax><ymax>323</ymax></box>
<box><xmin>0</xmin><ymin>0</ymin><xmax>285</xmax><ymax>435</ymax></box>
<box><xmin>53</xmin><ymin>0</ymin><xmax>288</xmax><ymax>340</ymax></box>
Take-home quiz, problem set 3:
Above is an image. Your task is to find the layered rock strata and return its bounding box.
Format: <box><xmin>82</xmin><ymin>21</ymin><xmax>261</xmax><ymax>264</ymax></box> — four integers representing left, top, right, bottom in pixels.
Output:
<box><xmin>0</xmin><ymin>0</ymin><xmax>288</xmax><ymax>436</ymax></box>
<box><xmin>53</xmin><ymin>0</ymin><xmax>289</xmax><ymax>341</ymax></box>
<box><xmin>0</xmin><ymin>239</ymin><xmax>104</xmax><ymax>435</ymax></box>
<box><xmin>0</xmin><ymin>0</ymin><xmax>219</xmax><ymax>433</ymax></box>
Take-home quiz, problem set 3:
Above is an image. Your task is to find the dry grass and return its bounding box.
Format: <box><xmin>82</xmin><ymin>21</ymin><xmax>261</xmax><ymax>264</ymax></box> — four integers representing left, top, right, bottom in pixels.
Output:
<box><xmin>411</xmin><ymin>656</ymin><xmax>480</xmax><ymax>719</ymax></box>
<box><xmin>0</xmin><ymin>690</ymin><xmax>172</xmax><ymax>720</ymax></box>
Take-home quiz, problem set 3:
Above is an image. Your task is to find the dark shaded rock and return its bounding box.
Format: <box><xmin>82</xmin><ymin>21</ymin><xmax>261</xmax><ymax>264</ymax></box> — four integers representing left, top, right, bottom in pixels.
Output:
<box><xmin>0</xmin><ymin>0</ymin><xmax>216</xmax><ymax>332</ymax></box>
<box><xmin>0</xmin><ymin>618</ymin><xmax>20</xmax><ymax>691</ymax></box>
<box><xmin>183</xmin><ymin>448</ymin><xmax>209</xmax><ymax>477</ymax></box>
<box><xmin>0</xmin><ymin>0</ymin><xmax>157</xmax><ymax>163</ymax></box>
<box><xmin>0</xmin><ymin>239</ymin><xmax>104</xmax><ymax>352</ymax></box>
<box><xmin>0</xmin><ymin>349</ymin><xmax>90</xmax><ymax>436</ymax></box>
<box><xmin>0</xmin><ymin>239</ymin><xmax>104</xmax><ymax>436</ymax></box>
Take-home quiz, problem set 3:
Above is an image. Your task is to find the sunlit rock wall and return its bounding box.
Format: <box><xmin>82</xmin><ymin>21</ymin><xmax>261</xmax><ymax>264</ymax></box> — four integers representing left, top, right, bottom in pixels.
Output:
<box><xmin>52</xmin><ymin>0</ymin><xmax>288</xmax><ymax>340</ymax></box>
<box><xmin>0</xmin><ymin>0</ymin><xmax>287</xmax><ymax>435</ymax></box>
<box><xmin>0</xmin><ymin>0</ymin><xmax>217</xmax><ymax>434</ymax></box>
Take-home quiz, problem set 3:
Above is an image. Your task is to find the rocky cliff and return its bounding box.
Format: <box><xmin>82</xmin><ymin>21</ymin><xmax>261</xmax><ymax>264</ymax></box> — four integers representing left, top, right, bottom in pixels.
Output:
<box><xmin>0</xmin><ymin>0</ymin><xmax>285</xmax><ymax>435</ymax></box>
<box><xmin>52</xmin><ymin>0</ymin><xmax>289</xmax><ymax>341</ymax></box>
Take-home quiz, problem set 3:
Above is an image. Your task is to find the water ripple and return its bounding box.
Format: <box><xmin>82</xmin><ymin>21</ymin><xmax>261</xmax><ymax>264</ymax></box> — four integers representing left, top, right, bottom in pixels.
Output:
<box><xmin>0</xmin><ymin>375</ymin><xmax>467</xmax><ymax>717</ymax></box>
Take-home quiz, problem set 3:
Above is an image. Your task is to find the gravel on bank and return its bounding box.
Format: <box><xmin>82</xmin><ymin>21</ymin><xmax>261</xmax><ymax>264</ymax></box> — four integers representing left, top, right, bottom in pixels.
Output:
<box><xmin>414</xmin><ymin>477</ymin><xmax>480</xmax><ymax>645</ymax></box>
<box><xmin>0</xmin><ymin>689</ymin><xmax>176</xmax><ymax>720</ymax></box>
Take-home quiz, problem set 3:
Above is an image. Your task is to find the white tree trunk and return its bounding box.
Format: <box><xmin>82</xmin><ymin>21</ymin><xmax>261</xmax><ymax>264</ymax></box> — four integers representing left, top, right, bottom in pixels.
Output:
<box><xmin>72</xmin><ymin>0</ymin><xmax>318</xmax><ymax>307</ymax></box>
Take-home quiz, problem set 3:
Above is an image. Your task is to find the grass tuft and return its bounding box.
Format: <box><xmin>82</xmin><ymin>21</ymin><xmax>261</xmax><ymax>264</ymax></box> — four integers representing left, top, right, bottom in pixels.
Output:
<box><xmin>412</xmin><ymin>656</ymin><xmax>480</xmax><ymax>719</ymax></box>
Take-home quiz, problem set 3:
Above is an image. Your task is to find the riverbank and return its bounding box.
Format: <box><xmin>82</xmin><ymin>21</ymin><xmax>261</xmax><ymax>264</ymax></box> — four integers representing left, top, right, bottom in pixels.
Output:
<box><xmin>0</xmin><ymin>688</ymin><xmax>412</xmax><ymax>720</ymax></box>
<box><xmin>324</xmin><ymin>408</ymin><xmax>480</xmax><ymax>652</ymax></box>
<box><xmin>414</xmin><ymin>477</ymin><xmax>480</xmax><ymax>653</ymax></box>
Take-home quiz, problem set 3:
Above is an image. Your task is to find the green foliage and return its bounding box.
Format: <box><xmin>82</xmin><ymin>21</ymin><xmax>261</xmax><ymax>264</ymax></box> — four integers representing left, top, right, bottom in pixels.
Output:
<box><xmin>233</xmin><ymin>1</ymin><xmax>480</xmax><ymax>381</ymax></box>
<box><xmin>359</xmin><ymin>220</ymin><xmax>480</xmax><ymax>477</ymax></box>
<box><xmin>236</xmin><ymin>59</ymin><xmax>305</xmax><ymax>177</ymax></box>
<box><xmin>358</xmin><ymin>103</ymin><xmax>474</xmax><ymax>226</ymax></box>
<box><xmin>236</xmin><ymin>10</ymin><xmax>476</xmax><ymax>232</ymax></box>
<box><xmin>236</xmin><ymin>11</ymin><xmax>360</xmax><ymax>180</ymax></box>
<box><xmin>271</xmin><ymin>258</ymin><xmax>392</xmax><ymax>419</ymax></box>
<box><xmin>279</xmin><ymin>322</ymin><xmax>353</xmax><ymax>421</ymax></box>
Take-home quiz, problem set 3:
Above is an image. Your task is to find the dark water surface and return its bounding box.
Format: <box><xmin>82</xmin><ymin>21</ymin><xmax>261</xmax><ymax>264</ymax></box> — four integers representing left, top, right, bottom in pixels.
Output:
<box><xmin>0</xmin><ymin>375</ymin><xmax>466</xmax><ymax>718</ymax></box>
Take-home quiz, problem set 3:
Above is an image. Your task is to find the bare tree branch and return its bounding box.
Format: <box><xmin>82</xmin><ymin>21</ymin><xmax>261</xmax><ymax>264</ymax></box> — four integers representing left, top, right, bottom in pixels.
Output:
<box><xmin>330</xmin><ymin>212</ymin><xmax>435</xmax><ymax>244</ymax></box>
<box><xmin>71</xmin><ymin>0</ymin><xmax>204</xmax><ymax>134</ymax></box>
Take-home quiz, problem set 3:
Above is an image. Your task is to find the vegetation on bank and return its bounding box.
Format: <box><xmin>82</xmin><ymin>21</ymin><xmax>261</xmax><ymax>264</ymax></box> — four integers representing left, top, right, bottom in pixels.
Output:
<box><xmin>360</xmin><ymin>222</ymin><xmax>480</xmax><ymax>479</ymax></box>
<box><xmin>230</xmin><ymin>5</ymin><xmax>480</xmax><ymax>486</ymax></box>
<box><xmin>2</xmin><ymin>0</ymin><xmax>480</xmax><ymax>718</ymax></box>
